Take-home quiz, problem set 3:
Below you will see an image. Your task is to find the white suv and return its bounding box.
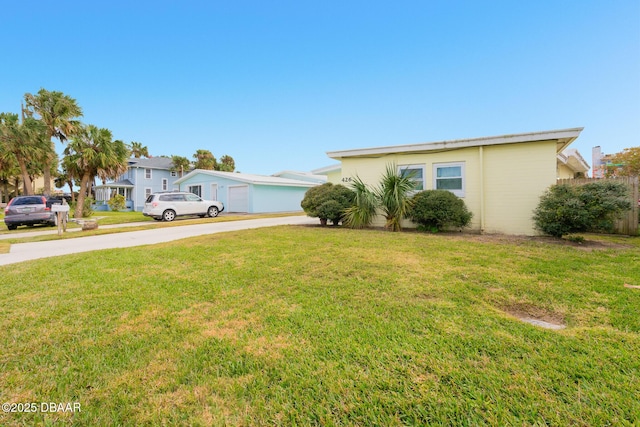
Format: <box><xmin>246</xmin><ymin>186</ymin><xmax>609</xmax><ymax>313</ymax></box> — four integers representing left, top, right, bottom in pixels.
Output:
<box><xmin>143</xmin><ymin>192</ymin><xmax>224</xmax><ymax>221</ymax></box>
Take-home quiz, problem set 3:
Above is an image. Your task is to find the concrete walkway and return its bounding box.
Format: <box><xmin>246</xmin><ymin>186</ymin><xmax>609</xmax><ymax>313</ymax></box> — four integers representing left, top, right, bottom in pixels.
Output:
<box><xmin>0</xmin><ymin>216</ymin><xmax>317</xmax><ymax>266</ymax></box>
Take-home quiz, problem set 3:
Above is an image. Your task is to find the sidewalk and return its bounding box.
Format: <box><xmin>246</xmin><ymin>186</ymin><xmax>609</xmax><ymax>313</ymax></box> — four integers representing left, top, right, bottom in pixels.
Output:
<box><xmin>0</xmin><ymin>216</ymin><xmax>317</xmax><ymax>266</ymax></box>
<box><xmin>0</xmin><ymin>220</ymin><xmax>154</xmax><ymax>240</ymax></box>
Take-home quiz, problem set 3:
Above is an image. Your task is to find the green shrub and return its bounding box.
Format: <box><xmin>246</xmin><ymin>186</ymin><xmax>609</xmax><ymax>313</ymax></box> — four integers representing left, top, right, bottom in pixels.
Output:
<box><xmin>301</xmin><ymin>183</ymin><xmax>354</xmax><ymax>225</ymax></box>
<box><xmin>107</xmin><ymin>194</ymin><xmax>126</xmax><ymax>212</ymax></box>
<box><xmin>71</xmin><ymin>197</ymin><xmax>94</xmax><ymax>218</ymax></box>
<box><xmin>533</xmin><ymin>181</ymin><xmax>631</xmax><ymax>238</ymax></box>
<box><xmin>316</xmin><ymin>200</ymin><xmax>344</xmax><ymax>226</ymax></box>
<box><xmin>407</xmin><ymin>190</ymin><xmax>472</xmax><ymax>232</ymax></box>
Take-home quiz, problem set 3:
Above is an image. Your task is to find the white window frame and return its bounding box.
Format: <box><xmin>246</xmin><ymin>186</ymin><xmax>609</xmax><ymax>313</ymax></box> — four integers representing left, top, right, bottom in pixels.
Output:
<box><xmin>145</xmin><ymin>168</ymin><xmax>152</xmax><ymax>179</ymax></box>
<box><xmin>170</xmin><ymin>171</ymin><xmax>177</xmax><ymax>177</ymax></box>
<box><xmin>433</xmin><ymin>162</ymin><xmax>465</xmax><ymax>197</ymax></box>
<box><xmin>162</xmin><ymin>178</ymin><xmax>168</xmax><ymax>191</ymax></box>
<box><xmin>398</xmin><ymin>164</ymin><xmax>425</xmax><ymax>192</ymax></box>
<box><xmin>144</xmin><ymin>187</ymin><xmax>152</xmax><ymax>198</ymax></box>
<box><xmin>188</xmin><ymin>185</ymin><xmax>202</xmax><ymax>197</ymax></box>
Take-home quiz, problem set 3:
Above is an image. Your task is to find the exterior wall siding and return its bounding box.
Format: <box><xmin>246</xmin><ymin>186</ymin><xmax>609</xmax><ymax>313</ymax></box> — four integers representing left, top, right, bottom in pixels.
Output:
<box><xmin>177</xmin><ymin>174</ymin><xmax>239</xmax><ymax>209</ymax></box>
<box><xmin>176</xmin><ymin>172</ymin><xmax>310</xmax><ymax>213</ymax></box>
<box><xmin>480</xmin><ymin>141</ymin><xmax>556</xmax><ymax>235</ymax></box>
<box><xmin>557</xmin><ymin>164</ymin><xmax>574</xmax><ymax>179</ymax></box>
<box><xmin>131</xmin><ymin>167</ymin><xmax>180</xmax><ymax>211</ymax></box>
<box><xmin>252</xmin><ymin>185</ymin><xmax>309</xmax><ymax>212</ymax></box>
<box><xmin>339</xmin><ymin>141</ymin><xmax>557</xmax><ymax>235</ymax></box>
<box><xmin>326</xmin><ymin>170</ymin><xmax>342</xmax><ymax>184</ymax></box>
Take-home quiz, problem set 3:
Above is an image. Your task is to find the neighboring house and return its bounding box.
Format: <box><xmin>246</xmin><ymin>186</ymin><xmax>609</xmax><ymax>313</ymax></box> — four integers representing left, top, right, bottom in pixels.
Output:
<box><xmin>592</xmin><ymin>146</ymin><xmax>627</xmax><ymax>178</ymax></box>
<box><xmin>557</xmin><ymin>148</ymin><xmax>590</xmax><ymax>179</ymax></box>
<box><xmin>271</xmin><ymin>170</ymin><xmax>327</xmax><ymax>184</ymax></box>
<box><xmin>1</xmin><ymin>176</ymin><xmax>56</xmax><ymax>204</ymax></box>
<box><xmin>312</xmin><ymin>164</ymin><xmax>342</xmax><ymax>184</ymax></box>
<box><xmin>326</xmin><ymin>127</ymin><xmax>584</xmax><ymax>235</ymax></box>
<box><xmin>94</xmin><ymin>157</ymin><xmax>181</xmax><ymax>211</ymax></box>
<box><xmin>174</xmin><ymin>170</ymin><xmax>319</xmax><ymax>213</ymax></box>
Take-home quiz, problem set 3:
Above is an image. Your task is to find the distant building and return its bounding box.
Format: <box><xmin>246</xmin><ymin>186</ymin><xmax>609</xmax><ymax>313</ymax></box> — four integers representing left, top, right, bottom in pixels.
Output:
<box><xmin>592</xmin><ymin>146</ymin><xmax>624</xmax><ymax>178</ymax></box>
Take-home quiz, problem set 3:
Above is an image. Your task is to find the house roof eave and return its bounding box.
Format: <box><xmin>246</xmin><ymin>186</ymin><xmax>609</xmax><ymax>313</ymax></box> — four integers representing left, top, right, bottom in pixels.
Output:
<box><xmin>174</xmin><ymin>169</ymin><xmax>319</xmax><ymax>188</ymax></box>
<box><xmin>327</xmin><ymin>127</ymin><xmax>585</xmax><ymax>160</ymax></box>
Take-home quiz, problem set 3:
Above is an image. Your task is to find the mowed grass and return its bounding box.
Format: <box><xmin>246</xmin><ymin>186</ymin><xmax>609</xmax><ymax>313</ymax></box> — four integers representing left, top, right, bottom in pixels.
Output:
<box><xmin>0</xmin><ymin>227</ymin><xmax>639</xmax><ymax>426</ymax></box>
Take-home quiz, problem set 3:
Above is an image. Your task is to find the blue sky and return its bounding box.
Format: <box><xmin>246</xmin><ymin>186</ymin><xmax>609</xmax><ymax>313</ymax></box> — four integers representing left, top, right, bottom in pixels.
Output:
<box><xmin>1</xmin><ymin>1</ymin><xmax>638</xmax><ymax>175</ymax></box>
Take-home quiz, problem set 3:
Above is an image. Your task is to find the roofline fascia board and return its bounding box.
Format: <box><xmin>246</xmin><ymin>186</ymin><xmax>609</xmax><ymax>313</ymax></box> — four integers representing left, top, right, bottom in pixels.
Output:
<box><xmin>327</xmin><ymin>127</ymin><xmax>584</xmax><ymax>159</ymax></box>
<box><xmin>174</xmin><ymin>169</ymin><xmax>318</xmax><ymax>187</ymax></box>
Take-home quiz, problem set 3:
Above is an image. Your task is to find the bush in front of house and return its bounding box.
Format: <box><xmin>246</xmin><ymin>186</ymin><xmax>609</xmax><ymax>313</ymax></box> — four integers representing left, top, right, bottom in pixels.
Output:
<box><xmin>107</xmin><ymin>194</ymin><xmax>126</xmax><ymax>211</ymax></box>
<box><xmin>301</xmin><ymin>183</ymin><xmax>354</xmax><ymax>225</ymax></box>
<box><xmin>70</xmin><ymin>197</ymin><xmax>94</xmax><ymax>218</ymax></box>
<box><xmin>533</xmin><ymin>181</ymin><xmax>632</xmax><ymax>238</ymax></box>
<box><xmin>407</xmin><ymin>190</ymin><xmax>473</xmax><ymax>232</ymax></box>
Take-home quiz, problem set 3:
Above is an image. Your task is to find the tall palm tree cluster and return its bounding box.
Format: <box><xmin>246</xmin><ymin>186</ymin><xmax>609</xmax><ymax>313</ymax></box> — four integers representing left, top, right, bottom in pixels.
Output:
<box><xmin>1</xmin><ymin>88</ymin><xmax>238</xmax><ymax>218</ymax></box>
<box><xmin>0</xmin><ymin>88</ymin><xmax>129</xmax><ymax>218</ymax></box>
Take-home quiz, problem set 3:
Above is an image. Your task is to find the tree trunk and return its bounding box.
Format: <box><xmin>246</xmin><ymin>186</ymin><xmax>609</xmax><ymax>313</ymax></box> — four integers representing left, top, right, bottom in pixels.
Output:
<box><xmin>75</xmin><ymin>172</ymin><xmax>91</xmax><ymax>218</ymax></box>
<box><xmin>67</xmin><ymin>181</ymin><xmax>75</xmax><ymax>202</ymax></box>
<box><xmin>2</xmin><ymin>181</ymin><xmax>9</xmax><ymax>202</ymax></box>
<box><xmin>43</xmin><ymin>166</ymin><xmax>51</xmax><ymax>196</ymax></box>
<box><xmin>16</xmin><ymin>157</ymin><xmax>34</xmax><ymax>195</ymax></box>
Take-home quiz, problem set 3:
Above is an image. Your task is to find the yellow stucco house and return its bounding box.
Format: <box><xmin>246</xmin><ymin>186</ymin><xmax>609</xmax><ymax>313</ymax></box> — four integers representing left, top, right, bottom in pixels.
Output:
<box><xmin>325</xmin><ymin>128</ymin><xmax>585</xmax><ymax>235</ymax></box>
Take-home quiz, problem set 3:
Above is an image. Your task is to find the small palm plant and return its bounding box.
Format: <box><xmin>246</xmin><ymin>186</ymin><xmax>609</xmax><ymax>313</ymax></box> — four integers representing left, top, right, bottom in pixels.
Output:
<box><xmin>343</xmin><ymin>164</ymin><xmax>417</xmax><ymax>231</ymax></box>
<box><xmin>377</xmin><ymin>163</ymin><xmax>416</xmax><ymax>231</ymax></box>
<box><xmin>343</xmin><ymin>175</ymin><xmax>378</xmax><ymax>229</ymax></box>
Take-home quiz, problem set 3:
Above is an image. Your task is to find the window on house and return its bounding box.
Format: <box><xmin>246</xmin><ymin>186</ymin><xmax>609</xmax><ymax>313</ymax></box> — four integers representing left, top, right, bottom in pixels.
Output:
<box><xmin>398</xmin><ymin>164</ymin><xmax>425</xmax><ymax>191</ymax></box>
<box><xmin>145</xmin><ymin>187</ymin><xmax>152</xmax><ymax>198</ymax></box>
<box><xmin>162</xmin><ymin>178</ymin><xmax>168</xmax><ymax>191</ymax></box>
<box><xmin>170</xmin><ymin>171</ymin><xmax>177</xmax><ymax>177</ymax></box>
<box><xmin>145</xmin><ymin>168</ymin><xmax>152</xmax><ymax>179</ymax></box>
<box><xmin>188</xmin><ymin>185</ymin><xmax>202</xmax><ymax>197</ymax></box>
<box><xmin>433</xmin><ymin>162</ymin><xmax>465</xmax><ymax>197</ymax></box>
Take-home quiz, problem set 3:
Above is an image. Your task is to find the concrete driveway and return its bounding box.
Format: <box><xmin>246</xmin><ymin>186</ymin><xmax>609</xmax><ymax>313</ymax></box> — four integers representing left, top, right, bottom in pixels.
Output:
<box><xmin>0</xmin><ymin>216</ymin><xmax>317</xmax><ymax>266</ymax></box>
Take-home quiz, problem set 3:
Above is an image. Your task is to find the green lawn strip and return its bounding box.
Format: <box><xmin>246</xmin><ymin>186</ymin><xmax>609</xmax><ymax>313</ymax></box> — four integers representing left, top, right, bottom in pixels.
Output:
<box><xmin>0</xmin><ymin>227</ymin><xmax>638</xmax><ymax>425</ymax></box>
<box><xmin>1</xmin><ymin>212</ymin><xmax>305</xmax><ymax>245</ymax></box>
<box><xmin>0</xmin><ymin>211</ymin><xmax>150</xmax><ymax>235</ymax></box>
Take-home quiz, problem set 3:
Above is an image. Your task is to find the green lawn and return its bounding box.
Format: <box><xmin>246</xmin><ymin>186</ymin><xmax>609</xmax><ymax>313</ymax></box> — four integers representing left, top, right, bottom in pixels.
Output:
<box><xmin>0</xmin><ymin>227</ymin><xmax>639</xmax><ymax>426</ymax></box>
<box><xmin>0</xmin><ymin>210</ymin><xmax>152</xmax><ymax>235</ymax></box>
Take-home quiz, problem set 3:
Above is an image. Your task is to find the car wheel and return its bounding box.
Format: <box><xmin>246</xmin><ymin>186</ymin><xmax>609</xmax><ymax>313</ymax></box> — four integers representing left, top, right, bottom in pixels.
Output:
<box><xmin>162</xmin><ymin>210</ymin><xmax>176</xmax><ymax>222</ymax></box>
<box><xmin>7</xmin><ymin>225</ymin><xmax>17</xmax><ymax>230</ymax></box>
<box><xmin>207</xmin><ymin>206</ymin><xmax>219</xmax><ymax>217</ymax></box>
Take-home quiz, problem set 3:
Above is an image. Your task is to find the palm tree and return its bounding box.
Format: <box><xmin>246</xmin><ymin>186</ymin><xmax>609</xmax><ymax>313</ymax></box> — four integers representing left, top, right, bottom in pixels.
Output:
<box><xmin>343</xmin><ymin>175</ymin><xmax>378</xmax><ymax>229</ymax></box>
<box><xmin>193</xmin><ymin>149</ymin><xmax>217</xmax><ymax>170</ymax></box>
<box><xmin>0</xmin><ymin>113</ymin><xmax>50</xmax><ymax>195</ymax></box>
<box><xmin>377</xmin><ymin>163</ymin><xmax>417</xmax><ymax>231</ymax></box>
<box><xmin>128</xmin><ymin>141</ymin><xmax>150</xmax><ymax>158</ymax></box>
<box><xmin>0</xmin><ymin>146</ymin><xmax>20</xmax><ymax>202</ymax></box>
<box><xmin>343</xmin><ymin>163</ymin><xmax>416</xmax><ymax>231</ymax></box>
<box><xmin>171</xmin><ymin>155</ymin><xmax>191</xmax><ymax>177</ymax></box>
<box><xmin>217</xmin><ymin>155</ymin><xmax>236</xmax><ymax>172</ymax></box>
<box><xmin>64</xmin><ymin>125</ymin><xmax>128</xmax><ymax>218</ymax></box>
<box><xmin>59</xmin><ymin>155</ymin><xmax>82</xmax><ymax>202</ymax></box>
<box><xmin>24</xmin><ymin>89</ymin><xmax>83</xmax><ymax>195</ymax></box>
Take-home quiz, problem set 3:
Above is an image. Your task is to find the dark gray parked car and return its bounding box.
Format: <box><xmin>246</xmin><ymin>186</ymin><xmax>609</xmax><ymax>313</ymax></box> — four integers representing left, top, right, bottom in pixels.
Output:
<box><xmin>3</xmin><ymin>195</ymin><xmax>58</xmax><ymax>230</ymax></box>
